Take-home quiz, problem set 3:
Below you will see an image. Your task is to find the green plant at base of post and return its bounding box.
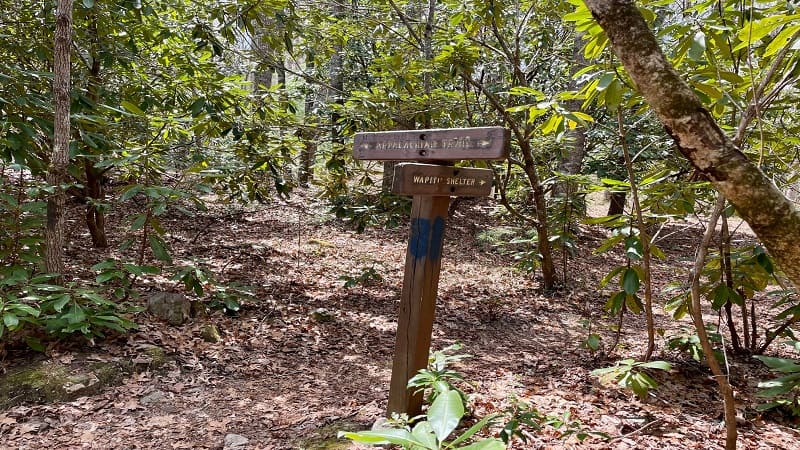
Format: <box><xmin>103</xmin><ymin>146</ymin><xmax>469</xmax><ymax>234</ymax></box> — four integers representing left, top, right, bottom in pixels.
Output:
<box><xmin>340</xmin><ymin>345</ymin><xmax>609</xmax><ymax>447</ymax></box>
<box><xmin>407</xmin><ymin>344</ymin><xmax>470</xmax><ymax>405</ymax></box>
<box><xmin>339</xmin><ymin>386</ymin><xmax>504</xmax><ymax>449</ymax></box>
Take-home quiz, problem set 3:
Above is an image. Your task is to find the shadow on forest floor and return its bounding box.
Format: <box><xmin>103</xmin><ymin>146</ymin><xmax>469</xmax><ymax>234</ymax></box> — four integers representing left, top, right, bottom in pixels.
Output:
<box><xmin>1</xmin><ymin>191</ymin><xmax>799</xmax><ymax>449</ymax></box>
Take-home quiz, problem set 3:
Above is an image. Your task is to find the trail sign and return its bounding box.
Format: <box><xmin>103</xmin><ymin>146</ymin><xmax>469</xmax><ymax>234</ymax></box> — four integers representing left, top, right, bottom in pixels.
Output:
<box><xmin>351</xmin><ymin>127</ymin><xmax>508</xmax><ymax>417</ymax></box>
<box><xmin>392</xmin><ymin>163</ymin><xmax>494</xmax><ymax>197</ymax></box>
<box><xmin>354</xmin><ymin>126</ymin><xmax>509</xmax><ymax>161</ymax></box>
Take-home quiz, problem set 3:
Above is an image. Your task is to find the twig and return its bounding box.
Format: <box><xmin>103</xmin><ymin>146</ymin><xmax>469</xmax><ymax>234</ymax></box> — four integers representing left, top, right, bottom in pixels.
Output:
<box><xmin>607</xmin><ymin>418</ymin><xmax>663</xmax><ymax>442</ymax></box>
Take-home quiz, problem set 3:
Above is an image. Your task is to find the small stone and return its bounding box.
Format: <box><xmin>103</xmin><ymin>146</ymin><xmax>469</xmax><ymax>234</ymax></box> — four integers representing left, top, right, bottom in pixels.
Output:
<box><xmin>371</xmin><ymin>417</ymin><xmax>390</xmax><ymax>430</ymax></box>
<box><xmin>63</xmin><ymin>383</ymin><xmax>86</xmax><ymax>394</ymax></box>
<box><xmin>200</xmin><ymin>324</ymin><xmax>222</xmax><ymax>343</ymax></box>
<box><xmin>147</xmin><ymin>292</ymin><xmax>191</xmax><ymax>326</ymax></box>
<box><xmin>223</xmin><ymin>433</ymin><xmax>249</xmax><ymax>449</ymax></box>
<box><xmin>309</xmin><ymin>308</ymin><xmax>334</xmax><ymax>323</ymax></box>
<box><xmin>140</xmin><ymin>390</ymin><xmax>166</xmax><ymax>405</ymax></box>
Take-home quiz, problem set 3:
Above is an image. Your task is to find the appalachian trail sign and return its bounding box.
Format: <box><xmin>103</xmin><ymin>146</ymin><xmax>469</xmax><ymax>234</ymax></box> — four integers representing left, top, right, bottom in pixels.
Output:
<box><xmin>352</xmin><ymin>126</ymin><xmax>509</xmax><ymax>417</ymax></box>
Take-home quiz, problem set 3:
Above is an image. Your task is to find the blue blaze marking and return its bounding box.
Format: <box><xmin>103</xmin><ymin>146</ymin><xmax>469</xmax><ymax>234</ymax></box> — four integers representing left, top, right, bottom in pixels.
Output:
<box><xmin>409</xmin><ymin>218</ymin><xmax>430</xmax><ymax>259</ymax></box>
<box><xmin>408</xmin><ymin>216</ymin><xmax>446</xmax><ymax>261</ymax></box>
<box><xmin>429</xmin><ymin>217</ymin><xmax>445</xmax><ymax>261</ymax></box>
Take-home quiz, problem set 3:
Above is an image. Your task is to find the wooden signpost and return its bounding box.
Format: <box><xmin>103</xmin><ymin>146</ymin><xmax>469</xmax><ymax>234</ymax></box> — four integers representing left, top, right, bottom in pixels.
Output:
<box><xmin>353</xmin><ymin>126</ymin><xmax>509</xmax><ymax>417</ymax></box>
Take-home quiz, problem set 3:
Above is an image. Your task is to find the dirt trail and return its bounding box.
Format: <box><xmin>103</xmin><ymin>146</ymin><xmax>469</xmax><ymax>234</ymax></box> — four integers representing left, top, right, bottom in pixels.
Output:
<box><xmin>1</xmin><ymin>193</ymin><xmax>798</xmax><ymax>449</ymax></box>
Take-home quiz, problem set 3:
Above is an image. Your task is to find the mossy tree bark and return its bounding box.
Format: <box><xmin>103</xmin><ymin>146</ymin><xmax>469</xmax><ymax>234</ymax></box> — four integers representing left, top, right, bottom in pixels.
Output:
<box><xmin>583</xmin><ymin>0</ymin><xmax>800</xmax><ymax>288</ymax></box>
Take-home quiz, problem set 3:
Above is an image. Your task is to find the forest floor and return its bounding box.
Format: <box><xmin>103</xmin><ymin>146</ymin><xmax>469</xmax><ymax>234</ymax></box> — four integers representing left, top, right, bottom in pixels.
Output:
<box><xmin>1</xmin><ymin>189</ymin><xmax>800</xmax><ymax>449</ymax></box>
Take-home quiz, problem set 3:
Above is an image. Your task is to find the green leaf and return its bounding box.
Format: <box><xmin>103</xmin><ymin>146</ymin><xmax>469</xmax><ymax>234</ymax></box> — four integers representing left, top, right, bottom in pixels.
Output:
<box><xmin>190</xmin><ymin>98</ymin><xmax>206</xmax><ymax>117</ymax></box>
<box><xmin>91</xmin><ymin>259</ymin><xmax>117</xmax><ymax>271</ymax></box>
<box><xmin>756</xmin><ymin>252</ymin><xmax>774</xmax><ymax>275</ymax></box>
<box><xmin>540</xmin><ymin>114</ymin><xmax>563</xmax><ymax>135</ymax></box>
<box><xmin>120</xmin><ymin>185</ymin><xmax>142</xmax><ymax>202</ymax></box>
<box><xmin>640</xmin><ymin>360</ymin><xmax>672</xmax><ymax>371</ymax></box>
<box><xmin>123</xmin><ymin>264</ymin><xmax>161</xmax><ymax>276</ymax></box>
<box><xmin>3</xmin><ymin>313</ymin><xmax>19</xmax><ymax>328</ymax></box>
<box><xmin>64</xmin><ymin>303</ymin><xmax>87</xmax><ymax>325</ymax></box>
<box><xmin>26</xmin><ymin>336</ymin><xmax>45</xmax><ymax>352</ymax></box>
<box><xmin>605</xmin><ymin>291</ymin><xmax>626</xmax><ymax>315</ymax></box>
<box><xmin>754</xmin><ymin>355</ymin><xmax>800</xmax><ymax>373</ymax></box>
<box><xmin>410</xmin><ymin>421</ymin><xmax>437</xmax><ymax>448</ymax></box>
<box><xmin>428</xmin><ymin>389</ymin><xmax>464</xmax><ymax>441</ymax></box>
<box><xmin>626</xmin><ymin>294</ymin><xmax>643</xmax><ymax>314</ymax></box>
<box><xmin>630</xmin><ymin>372</ymin><xmax>658</xmax><ymax>398</ymax></box>
<box><xmin>599</xmin><ymin>265</ymin><xmax>625</xmax><ymax>287</ymax></box>
<box><xmin>764</xmin><ymin>25</ymin><xmax>800</xmax><ymax>57</ymax></box>
<box><xmin>622</xmin><ymin>268</ymin><xmax>640</xmax><ymax>295</ymax></box>
<box><xmin>624</xmin><ymin>236</ymin><xmax>643</xmax><ymax>260</ymax></box>
<box><xmin>10</xmin><ymin>304</ymin><xmax>39</xmax><ymax>317</ymax></box>
<box><xmin>337</xmin><ymin>429</ymin><xmax>421</xmax><ymax>446</ymax></box>
<box><xmin>756</xmin><ymin>375</ymin><xmax>800</xmax><ymax>397</ymax></box>
<box><xmin>457</xmin><ymin>439</ymin><xmax>506</xmax><ymax>450</ymax></box>
<box><xmin>448</xmin><ymin>413</ymin><xmax>501</xmax><ymax>447</ymax></box>
<box><xmin>51</xmin><ymin>294</ymin><xmax>71</xmax><ymax>312</ymax></box>
<box><xmin>586</xmin><ymin>333</ymin><xmax>601</xmax><ymax>351</ymax></box>
<box><xmin>735</xmin><ymin>15</ymin><xmax>800</xmax><ymax>50</ymax></box>
<box><xmin>596</xmin><ymin>73</ymin><xmax>615</xmax><ymax>91</ymax></box>
<box><xmin>120</xmin><ymin>100</ymin><xmax>145</xmax><ymax>115</ymax></box>
<box><xmin>96</xmin><ymin>271</ymin><xmax>122</xmax><ymax>283</ymax></box>
<box><xmin>149</xmin><ymin>235</ymin><xmax>172</xmax><ymax>263</ymax></box>
<box><xmin>82</xmin><ymin>0</ymin><xmax>95</xmax><ymax>7</ymax></box>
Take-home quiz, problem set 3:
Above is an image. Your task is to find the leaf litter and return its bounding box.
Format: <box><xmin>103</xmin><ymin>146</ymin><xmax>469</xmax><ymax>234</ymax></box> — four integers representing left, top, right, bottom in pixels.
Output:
<box><xmin>0</xmin><ymin>190</ymin><xmax>799</xmax><ymax>449</ymax></box>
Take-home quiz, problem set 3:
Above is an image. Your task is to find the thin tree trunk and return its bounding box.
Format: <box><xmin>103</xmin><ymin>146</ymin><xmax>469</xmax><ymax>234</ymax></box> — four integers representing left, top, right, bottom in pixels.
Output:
<box><xmin>252</xmin><ymin>19</ymin><xmax>274</xmax><ymax>93</ymax></box>
<box><xmin>607</xmin><ymin>191</ymin><xmax>626</xmax><ymax>215</ymax></box>
<box><xmin>84</xmin><ymin>8</ymin><xmax>108</xmax><ymax>248</ymax></box>
<box><xmin>555</xmin><ymin>31</ymin><xmax>589</xmax><ymax>199</ymax></box>
<box><xmin>720</xmin><ymin>211</ymin><xmax>743</xmax><ymax>352</ymax></box>
<box><xmin>618</xmin><ymin>109</ymin><xmax>655</xmax><ymax>360</ymax></box>
<box><xmin>468</xmin><ymin>7</ymin><xmax>557</xmax><ymax>289</ymax></box>
<box><xmin>584</xmin><ymin>0</ymin><xmax>800</xmax><ymax>289</ymax></box>
<box><xmin>299</xmin><ymin>53</ymin><xmax>316</xmax><ymax>186</ymax></box>
<box><xmin>45</xmin><ymin>0</ymin><xmax>73</xmax><ymax>283</ymax></box>
<box><xmin>421</xmin><ymin>0</ymin><xmax>435</xmax><ymax>129</ymax></box>
<box><xmin>689</xmin><ymin>194</ymin><xmax>738</xmax><ymax>449</ymax></box>
<box><xmin>329</xmin><ymin>1</ymin><xmax>345</xmax><ymax>146</ymax></box>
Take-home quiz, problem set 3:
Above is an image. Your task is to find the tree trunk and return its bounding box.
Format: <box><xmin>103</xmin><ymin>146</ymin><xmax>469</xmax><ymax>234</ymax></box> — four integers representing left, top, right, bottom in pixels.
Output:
<box><xmin>84</xmin><ymin>160</ymin><xmax>108</xmax><ymax>248</ymax></box>
<box><xmin>607</xmin><ymin>191</ymin><xmax>626</xmax><ymax>215</ymax></box>
<box><xmin>554</xmin><ymin>31</ymin><xmax>589</xmax><ymax>200</ymax></box>
<box><xmin>84</xmin><ymin>9</ymin><xmax>108</xmax><ymax>248</ymax></box>
<box><xmin>421</xmin><ymin>0</ymin><xmax>435</xmax><ymax>129</ymax></box>
<box><xmin>521</xmin><ymin>140</ymin><xmax>557</xmax><ymax>289</ymax></box>
<box><xmin>689</xmin><ymin>195</ymin><xmax>738</xmax><ymax>450</ymax></box>
<box><xmin>252</xmin><ymin>18</ymin><xmax>275</xmax><ymax>93</ymax></box>
<box><xmin>329</xmin><ymin>1</ymin><xmax>345</xmax><ymax>146</ymax></box>
<box><xmin>45</xmin><ymin>0</ymin><xmax>73</xmax><ymax>283</ymax></box>
<box><xmin>619</xmin><ymin>109</ymin><xmax>655</xmax><ymax>360</ymax></box>
<box><xmin>584</xmin><ymin>0</ymin><xmax>800</xmax><ymax>289</ymax></box>
<box><xmin>299</xmin><ymin>53</ymin><xmax>316</xmax><ymax>186</ymax></box>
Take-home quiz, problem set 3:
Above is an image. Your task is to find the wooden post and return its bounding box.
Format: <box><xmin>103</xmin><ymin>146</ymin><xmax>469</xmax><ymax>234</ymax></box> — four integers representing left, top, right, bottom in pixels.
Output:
<box><xmin>351</xmin><ymin>126</ymin><xmax>508</xmax><ymax>418</ymax></box>
<box><xmin>387</xmin><ymin>195</ymin><xmax>450</xmax><ymax>416</ymax></box>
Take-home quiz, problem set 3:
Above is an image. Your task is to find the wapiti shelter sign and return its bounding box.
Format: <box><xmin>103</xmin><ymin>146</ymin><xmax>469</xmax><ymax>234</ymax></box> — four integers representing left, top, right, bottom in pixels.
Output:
<box><xmin>352</xmin><ymin>126</ymin><xmax>509</xmax><ymax>417</ymax></box>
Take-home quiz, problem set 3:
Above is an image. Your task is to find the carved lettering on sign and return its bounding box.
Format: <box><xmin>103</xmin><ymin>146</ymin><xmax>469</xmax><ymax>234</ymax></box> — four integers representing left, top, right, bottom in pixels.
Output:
<box><xmin>393</xmin><ymin>163</ymin><xmax>494</xmax><ymax>197</ymax></box>
<box><xmin>354</xmin><ymin>127</ymin><xmax>509</xmax><ymax>161</ymax></box>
